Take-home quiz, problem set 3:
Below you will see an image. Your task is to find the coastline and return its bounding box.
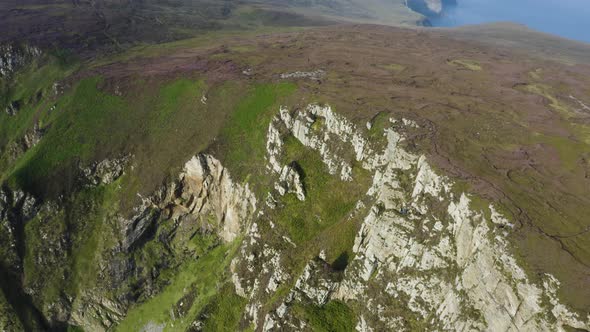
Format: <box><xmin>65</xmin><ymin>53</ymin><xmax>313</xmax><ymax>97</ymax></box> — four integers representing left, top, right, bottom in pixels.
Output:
<box><xmin>406</xmin><ymin>0</ymin><xmax>457</xmax><ymax>25</ymax></box>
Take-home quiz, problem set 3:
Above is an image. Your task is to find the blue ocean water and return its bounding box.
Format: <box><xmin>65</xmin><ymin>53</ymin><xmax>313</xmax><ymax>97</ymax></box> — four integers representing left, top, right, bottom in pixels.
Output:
<box><xmin>430</xmin><ymin>0</ymin><xmax>590</xmax><ymax>44</ymax></box>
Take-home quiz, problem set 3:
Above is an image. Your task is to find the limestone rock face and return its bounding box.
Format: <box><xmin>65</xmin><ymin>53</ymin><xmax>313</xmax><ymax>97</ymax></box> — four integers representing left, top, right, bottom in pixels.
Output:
<box><xmin>0</xmin><ymin>43</ymin><xmax>41</xmax><ymax>78</ymax></box>
<box><xmin>121</xmin><ymin>153</ymin><xmax>257</xmax><ymax>251</ymax></box>
<box><xmin>291</xmin><ymin>258</ymin><xmax>339</xmax><ymax>306</ymax></box>
<box><xmin>181</xmin><ymin>154</ymin><xmax>257</xmax><ymax>242</ymax></box>
<box><xmin>229</xmin><ymin>104</ymin><xmax>590</xmax><ymax>331</ymax></box>
<box><xmin>280</xmin><ymin>70</ymin><xmax>325</xmax><ymax>80</ymax></box>
<box><xmin>275</xmin><ymin>163</ymin><xmax>306</xmax><ymax>201</ymax></box>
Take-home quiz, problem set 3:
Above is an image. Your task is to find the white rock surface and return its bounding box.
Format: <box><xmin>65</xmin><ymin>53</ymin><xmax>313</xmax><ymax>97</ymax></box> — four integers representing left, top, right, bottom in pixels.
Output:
<box><xmin>0</xmin><ymin>43</ymin><xmax>41</xmax><ymax>77</ymax></box>
<box><xmin>280</xmin><ymin>70</ymin><xmax>325</xmax><ymax>80</ymax></box>
<box><xmin>181</xmin><ymin>154</ymin><xmax>257</xmax><ymax>242</ymax></box>
<box><xmin>275</xmin><ymin>164</ymin><xmax>306</xmax><ymax>201</ymax></box>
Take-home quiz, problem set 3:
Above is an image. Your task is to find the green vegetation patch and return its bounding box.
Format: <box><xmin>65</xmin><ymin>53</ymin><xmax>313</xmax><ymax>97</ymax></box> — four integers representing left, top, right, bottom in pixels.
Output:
<box><xmin>0</xmin><ymin>56</ymin><xmax>76</xmax><ymax>166</ymax></box>
<box><xmin>7</xmin><ymin>76</ymin><xmax>209</xmax><ymax>199</ymax></box>
<box><xmin>518</xmin><ymin>83</ymin><xmax>568</xmax><ymax>114</ymax></box>
<box><xmin>367</xmin><ymin>111</ymin><xmax>391</xmax><ymax>149</ymax></box>
<box><xmin>516</xmin><ymin>84</ymin><xmax>590</xmax><ymax>168</ymax></box>
<box><xmin>217</xmin><ymin>82</ymin><xmax>296</xmax><ymax>194</ymax></box>
<box><xmin>116</xmin><ymin>239</ymin><xmax>240</xmax><ymax>332</ymax></box>
<box><xmin>153</xmin><ymin>78</ymin><xmax>204</xmax><ymax>124</ymax></box>
<box><xmin>273</xmin><ymin>136</ymin><xmax>368</xmax><ymax>245</ymax></box>
<box><xmin>67</xmin><ymin>184</ymin><xmax>121</xmax><ymax>293</ymax></box>
<box><xmin>293</xmin><ymin>300</ymin><xmax>356</xmax><ymax>332</ymax></box>
<box><xmin>197</xmin><ymin>284</ymin><xmax>247</xmax><ymax>331</ymax></box>
<box><xmin>23</xmin><ymin>180</ymin><xmax>122</xmax><ymax>309</ymax></box>
<box><xmin>9</xmin><ymin>76</ymin><xmax>131</xmax><ymax>195</ymax></box>
<box><xmin>535</xmin><ymin>134</ymin><xmax>589</xmax><ymax>171</ymax></box>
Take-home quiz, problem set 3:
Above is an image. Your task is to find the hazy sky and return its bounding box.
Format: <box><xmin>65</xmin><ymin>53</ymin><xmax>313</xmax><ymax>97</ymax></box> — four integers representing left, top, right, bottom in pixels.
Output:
<box><xmin>431</xmin><ymin>0</ymin><xmax>590</xmax><ymax>43</ymax></box>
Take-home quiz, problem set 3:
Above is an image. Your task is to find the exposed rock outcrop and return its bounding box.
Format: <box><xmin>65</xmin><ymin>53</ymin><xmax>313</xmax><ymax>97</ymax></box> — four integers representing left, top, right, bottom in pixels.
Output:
<box><xmin>7</xmin><ymin>124</ymin><xmax>48</xmax><ymax>162</ymax></box>
<box><xmin>5</xmin><ymin>100</ymin><xmax>21</xmax><ymax>116</ymax></box>
<box><xmin>122</xmin><ymin>153</ymin><xmax>257</xmax><ymax>251</ymax></box>
<box><xmin>275</xmin><ymin>163</ymin><xmax>306</xmax><ymax>201</ymax></box>
<box><xmin>179</xmin><ymin>154</ymin><xmax>257</xmax><ymax>242</ymax></box>
<box><xmin>2</xmin><ymin>151</ymin><xmax>258</xmax><ymax>330</ymax></box>
<box><xmin>280</xmin><ymin>70</ymin><xmax>325</xmax><ymax>80</ymax></box>
<box><xmin>0</xmin><ymin>43</ymin><xmax>41</xmax><ymax>78</ymax></box>
<box><xmin>230</xmin><ymin>104</ymin><xmax>590</xmax><ymax>331</ymax></box>
<box><xmin>81</xmin><ymin>155</ymin><xmax>131</xmax><ymax>187</ymax></box>
<box><xmin>23</xmin><ymin>124</ymin><xmax>45</xmax><ymax>150</ymax></box>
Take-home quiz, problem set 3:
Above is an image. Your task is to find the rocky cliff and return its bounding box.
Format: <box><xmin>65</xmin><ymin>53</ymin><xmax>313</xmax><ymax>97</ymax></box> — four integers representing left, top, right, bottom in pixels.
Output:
<box><xmin>10</xmin><ymin>103</ymin><xmax>586</xmax><ymax>331</ymax></box>
<box><xmin>228</xmin><ymin>104</ymin><xmax>590</xmax><ymax>331</ymax></box>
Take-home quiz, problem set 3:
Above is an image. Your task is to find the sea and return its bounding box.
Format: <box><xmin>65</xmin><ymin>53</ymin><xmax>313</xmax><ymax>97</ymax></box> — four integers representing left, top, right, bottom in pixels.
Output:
<box><xmin>430</xmin><ymin>0</ymin><xmax>590</xmax><ymax>44</ymax></box>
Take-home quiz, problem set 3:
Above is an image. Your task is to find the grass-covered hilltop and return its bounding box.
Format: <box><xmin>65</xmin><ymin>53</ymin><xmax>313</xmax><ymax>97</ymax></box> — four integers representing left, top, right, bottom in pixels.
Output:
<box><xmin>1</xmin><ymin>1</ymin><xmax>590</xmax><ymax>331</ymax></box>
